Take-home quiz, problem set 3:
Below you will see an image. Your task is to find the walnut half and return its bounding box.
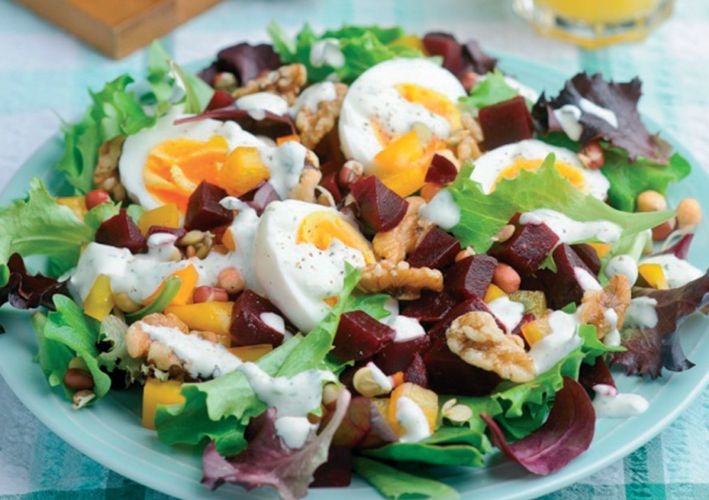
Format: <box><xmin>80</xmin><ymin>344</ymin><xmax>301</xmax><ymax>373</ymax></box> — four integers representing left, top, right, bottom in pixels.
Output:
<box><xmin>372</xmin><ymin>196</ymin><xmax>431</xmax><ymax>263</ymax></box>
<box><xmin>232</xmin><ymin>63</ymin><xmax>307</xmax><ymax>105</ymax></box>
<box><xmin>358</xmin><ymin>260</ymin><xmax>443</xmax><ymax>300</ymax></box>
<box><xmin>446</xmin><ymin>311</ymin><xmax>536</xmax><ymax>383</ymax></box>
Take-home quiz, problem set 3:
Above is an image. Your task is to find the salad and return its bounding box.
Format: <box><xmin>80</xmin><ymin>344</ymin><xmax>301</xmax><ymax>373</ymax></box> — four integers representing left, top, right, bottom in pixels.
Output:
<box><xmin>1</xmin><ymin>23</ymin><xmax>707</xmax><ymax>500</ymax></box>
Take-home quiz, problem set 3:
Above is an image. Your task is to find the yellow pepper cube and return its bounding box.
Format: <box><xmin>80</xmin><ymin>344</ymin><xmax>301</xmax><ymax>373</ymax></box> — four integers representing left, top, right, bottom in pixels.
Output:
<box><xmin>142</xmin><ymin>378</ymin><xmax>185</xmax><ymax>430</ymax></box>
<box><xmin>138</xmin><ymin>203</ymin><xmax>180</xmax><ymax>235</ymax></box>
<box><xmin>83</xmin><ymin>274</ymin><xmax>114</xmax><ymax>321</ymax></box>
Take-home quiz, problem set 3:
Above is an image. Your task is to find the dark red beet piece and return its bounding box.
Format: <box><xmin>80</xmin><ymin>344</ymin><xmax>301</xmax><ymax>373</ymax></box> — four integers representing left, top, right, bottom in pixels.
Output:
<box><xmin>404</xmin><ymin>353</ymin><xmax>429</xmax><ymax>388</ymax></box>
<box><xmin>184</xmin><ymin>181</ymin><xmax>233</xmax><ymax>231</ymax></box>
<box><xmin>444</xmin><ymin>255</ymin><xmax>498</xmax><ymax>300</ymax></box>
<box><xmin>331</xmin><ymin>311</ymin><xmax>396</xmax><ymax>362</ymax></box>
<box><xmin>206</xmin><ymin>89</ymin><xmax>235</xmax><ymax>111</ymax></box>
<box><xmin>373</xmin><ymin>335</ymin><xmax>431</xmax><ymax>374</ymax></box>
<box><xmin>425</xmin><ymin>153</ymin><xmax>458</xmax><ymax>184</ymax></box>
<box><xmin>95</xmin><ymin>209</ymin><xmax>146</xmax><ymax>254</ymax></box>
<box><xmin>571</xmin><ymin>243</ymin><xmax>602</xmax><ymax>275</ymax></box>
<box><xmin>145</xmin><ymin>226</ymin><xmax>187</xmax><ymax>240</ymax></box>
<box><xmin>230</xmin><ymin>290</ymin><xmax>285</xmax><ymax>347</ymax></box>
<box><xmin>350</xmin><ymin>176</ymin><xmax>409</xmax><ymax>232</ymax></box>
<box><xmin>401</xmin><ymin>291</ymin><xmax>458</xmax><ymax>324</ymax></box>
<box><xmin>407</xmin><ymin>227</ymin><xmax>461</xmax><ymax>270</ymax></box>
<box><xmin>422</xmin><ymin>33</ymin><xmax>463</xmax><ymax>77</ymax></box>
<box><xmin>579</xmin><ymin>357</ymin><xmax>616</xmax><ymax>393</ymax></box>
<box><xmin>489</xmin><ymin>220</ymin><xmax>559</xmax><ymax>275</ymax></box>
<box><xmin>246</xmin><ymin>182</ymin><xmax>280</xmax><ymax>215</ymax></box>
<box><xmin>479</xmin><ymin>96</ymin><xmax>534</xmax><ymax>151</ymax></box>
<box><xmin>427</xmin><ymin>295</ymin><xmax>494</xmax><ymax>340</ymax></box>
<box><xmin>319</xmin><ymin>172</ymin><xmax>343</xmax><ymax>204</ymax></box>
<box><xmin>311</xmin><ymin>447</ymin><xmax>352</xmax><ymax>487</ymax></box>
<box><xmin>550</xmin><ymin>243</ymin><xmax>596</xmax><ymax>308</ymax></box>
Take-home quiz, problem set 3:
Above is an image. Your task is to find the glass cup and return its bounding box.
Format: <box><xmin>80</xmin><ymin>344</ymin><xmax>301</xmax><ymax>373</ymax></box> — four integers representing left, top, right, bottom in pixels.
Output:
<box><xmin>513</xmin><ymin>0</ymin><xmax>675</xmax><ymax>48</ymax></box>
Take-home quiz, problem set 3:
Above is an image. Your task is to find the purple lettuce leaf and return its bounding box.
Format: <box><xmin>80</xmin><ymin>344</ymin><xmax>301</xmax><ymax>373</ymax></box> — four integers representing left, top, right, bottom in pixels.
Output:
<box><xmin>652</xmin><ymin>233</ymin><xmax>694</xmax><ymax>260</ymax></box>
<box><xmin>199</xmin><ymin>43</ymin><xmax>282</xmax><ymax>86</ymax></box>
<box><xmin>202</xmin><ymin>389</ymin><xmax>351</xmax><ymax>500</ymax></box>
<box><xmin>532</xmin><ymin>73</ymin><xmax>669</xmax><ymax>163</ymax></box>
<box><xmin>482</xmin><ymin>377</ymin><xmax>595</xmax><ymax>475</ymax></box>
<box><xmin>0</xmin><ymin>254</ymin><xmax>68</xmax><ymax>332</ymax></box>
<box><xmin>175</xmin><ymin>108</ymin><xmax>296</xmax><ymax>139</ymax></box>
<box><xmin>610</xmin><ymin>271</ymin><xmax>709</xmax><ymax>378</ymax></box>
<box><xmin>422</xmin><ymin>32</ymin><xmax>497</xmax><ymax>79</ymax></box>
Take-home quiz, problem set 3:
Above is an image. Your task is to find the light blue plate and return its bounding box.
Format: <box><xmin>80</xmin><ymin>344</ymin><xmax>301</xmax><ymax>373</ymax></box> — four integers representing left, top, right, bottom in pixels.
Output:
<box><xmin>0</xmin><ymin>55</ymin><xmax>707</xmax><ymax>499</ymax></box>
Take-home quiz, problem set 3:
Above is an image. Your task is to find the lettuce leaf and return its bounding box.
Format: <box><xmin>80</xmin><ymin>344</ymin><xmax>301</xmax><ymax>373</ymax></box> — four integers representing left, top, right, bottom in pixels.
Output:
<box><xmin>268</xmin><ymin>22</ymin><xmax>422</xmax><ymax>83</ymax></box>
<box><xmin>459</xmin><ymin>69</ymin><xmax>519</xmax><ymax>111</ymax></box>
<box><xmin>447</xmin><ymin>154</ymin><xmax>673</xmax><ymax>252</ymax></box>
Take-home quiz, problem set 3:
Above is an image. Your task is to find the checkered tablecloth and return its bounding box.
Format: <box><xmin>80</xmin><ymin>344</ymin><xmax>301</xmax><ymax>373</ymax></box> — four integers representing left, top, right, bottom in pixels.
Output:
<box><xmin>0</xmin><ymin>0</ymin><xmax>707</xmax><ymax>498</ymax></box>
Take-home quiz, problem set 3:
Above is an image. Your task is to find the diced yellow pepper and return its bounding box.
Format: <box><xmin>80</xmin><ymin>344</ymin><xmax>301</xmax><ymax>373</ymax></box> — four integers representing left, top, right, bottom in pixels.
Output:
<box><xmin>387</xmin><ymin>382</ymin><xmax>438</xmax><ymax>437</ymax></box>
<box><xmin>138</xmin><ymin>203</ymin><xmax>180</xmax><ymax>235</ymax></box>
<box><xmin>56</xmin><ymin>196</ymin><xmax>87</xmax><ymax>220</ymax></box>
<box><xmin>484</xmin><ymin>283</ymin><xmax>507</xmax><ymax>303</ymax></box>
<box><xmin>228</xmin><ymin>343</ymin><xmax>273</xmax><ymax>362</ymax></box>
<box><xmin>218</xmin><ymin>146</ymin><xmax>270</xmax><ymax>196</ymax></box>
<box><xmin>141</xmin><ymin>378</ymin><xmax>185</xmax><ymax>430</ymax></box>
<box><xmin>389</xmin><ymin>35</ymin><xmax>424</xmax><ymax>52</ymax></box>
<box><xmin>144</xmin><ymin>264</ymin><xmax>199</xmax><ymax>306</ymax></box>
<box><xmin>165</xmin><ymin>301</ymin><xmax>234</xmax><ymax>340</ymax></box>
<box><xmin>83</xmin><ymin>274</ymin><xmax>114</xmax><ymax>321</ymax></box>
<box><xmin>588</xmin><ymin>242</ymin><xmax>612</xmax><ymax>258</ymax></box>
<box><xmin>521</xmin><ymin>318</ymin><xmax>552</xmax><ymax>346</ymax></box>
<box><xmin>638</xmin><ymin>263</ymin><xmax>669</xmax><ymax>289</ymax></box>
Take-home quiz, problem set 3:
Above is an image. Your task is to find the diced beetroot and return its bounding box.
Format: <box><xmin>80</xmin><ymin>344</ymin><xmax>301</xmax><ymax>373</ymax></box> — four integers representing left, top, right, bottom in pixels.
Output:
<box><xmin>423</xmin><ymin>335</ymin><xmax>501</xmax><ymax>396</ymax></box>
<box><xmin>479</xmin><ymin>96</ymin><xmax>534</xmax><ymax>151</ymax></box>
<box><xmin>571</xmin><ymin>243</ymin><xmax>602</xmax><ymax>275</ymax></box>
<box><xmin>422</xmin><ymin>33</ymin><xmax>463</xmax><ymax>77</ymax></box>
<box><xmin>95</xmin><ymin>209</ymin><xmax>146</xmax><ymax>254</ymax></box>
<box><xmin>549</xmin><ymin>243</ymin><xmax>595</xmax><ymax>308</ymax></box>
<box><xmin>331</xmin><ymin>311</ymin><xmax>396</xmax><ymax>362</ymax></box>
<box><xmin>444</xmin><ymin>255</ymin><xmax>498</xmax><ymax>300</ymax></box>
<box><xmin>489</xmin><ymin>221</ymin><xmax>559</xmax><ymax>275</ymax></box>
<box><xmin>319</xmin><ymin>172</ymin><xmax>342</xmax><ymax>204</ymax></box>
<box><xmin>425</xmin><ymin>153</ymin><xmax>458</xmax><ymax>184</ymax></box>
<box><xmin>579</xmin><ymin>357</ymin><xmax>616</xmax><ymax>392</ymax></box>
<box><xmin>407</xmin><ymin>227</ymin><xmax>461</xmax><ymax>270</ymax></box>
<box><xmin>401</xmin><ymin>291</ymin><xmax>458</xmax><ymax>324</ymax></box>
<box><xmin>206</xmin><ymin>89</ymin><xmax>235</xmax><ymax>111</ymax></box>
<box><xmin>246</xmin><ymin>182</ymin><xmax>280</xmax><ymax>215</ymax></box>
<box><xmin>350</xmin><ymin>176</ymin><xmax>408</xmax><ymax>232</ymax></box>
<box><xmin>311</xmin><ymin>447</ymin><xmax>352</xmax><ymax>487</ymax></box>
<box><xmin>373</xmin><ymin>335</ymin><xmax>431</xmax><ymax>374</ymax></box>
<box><xmin>427</xmin><ymin>295</ymin><xmax>493</xmax><ymax>340</ymax></box>
<box><xmin>230</xmin><ymin>290</ymin><xmax>285</xmax><ymax>347</ymax></box>
<box><xmin>404</xmin><ymin>353</ymin><xmax>429</xmax><ymax>388</ymax></box>
<box><xmin>145</xmin><ymin>226</ymin><xmax>187</xmax><ymax>240</ymax></box>
<box><xmin>184</xmin><ymin>181</ymin><xmax>233</xmax><ymax>231</ymax></box>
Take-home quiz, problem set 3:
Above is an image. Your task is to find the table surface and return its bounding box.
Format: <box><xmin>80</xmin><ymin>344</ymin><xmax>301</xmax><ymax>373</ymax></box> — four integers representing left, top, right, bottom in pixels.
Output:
<box><xmin>0</xmin><ymin>0</ymin><xmax>707</xmax><ymax>498</ymax></box>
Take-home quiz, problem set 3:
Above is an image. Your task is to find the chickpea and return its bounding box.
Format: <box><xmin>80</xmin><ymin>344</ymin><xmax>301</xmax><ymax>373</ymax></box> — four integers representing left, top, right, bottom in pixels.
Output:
<box><xmin>637</xmin><ymin>190</ymin><xmax>667</xmax><ymax>212</ymax></box>
<box><xmin>492</xmin><ymin>263</ymin><xmax>521</xmax><ymax>294</ymax></box>
<box><xmin>676</xmin><ymin>198</ymin><xmax>702</xmax><ymax>230</ymax></box>
<box><xmin>217</xmin><ymin>267</ymin><xmax>245</xmax><ymax>294</ymax></box>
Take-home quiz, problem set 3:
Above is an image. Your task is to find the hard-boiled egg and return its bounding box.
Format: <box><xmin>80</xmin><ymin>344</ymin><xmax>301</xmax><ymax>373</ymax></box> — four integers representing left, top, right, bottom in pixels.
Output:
<box><xmin>253</xmin><ymin>200</ymin><xmax>374</xmax><ymax>333</ymax></box>
<box><xmin>469</xmin><ymin>139</ymin><xmax>610</xmax><ymax>200</ymax></box>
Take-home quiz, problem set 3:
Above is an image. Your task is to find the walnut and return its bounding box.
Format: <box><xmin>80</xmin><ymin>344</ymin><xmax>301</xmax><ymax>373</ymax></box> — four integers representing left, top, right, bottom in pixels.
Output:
<box><xmin>295</xmin><ymin>82</ymin><xmax>348</xmax><ymax>149</ymax></box>
<box><xmin>358</xmin><ymin>260</ymin><xmax>443</xmax><ymax>300</ymax></box>
<box><xmin>446</xmin><ymin>311</ymin><xmax>536</xmax><ymax>383</ymax></box>
<box><xmin>232</xmin><ymin>64</ymin><xmax>307</xmax><ymax>105</ymax></box>
<box><xmin>289</xmin><ymin>150</ymin><xmax>322</xmax><ymax>202</ymax></box>
<box><xmin>372</xmin><ymin>197</ymin><xmax>431</xmax><ymax>263</ymax></box>
<box><xmin>579</xmin><ymin>274</ymin><xmax>631</xmax><ymax>339</ymax></box>
<box><xmin>93</xmin><ymin>136</ymin><xmax>126</xmax><ymax>201</ymax></box>
<box><xmin>448</xmin><ymin>111</ymin><xmax>482</xmax><ymax>162</ymax></box>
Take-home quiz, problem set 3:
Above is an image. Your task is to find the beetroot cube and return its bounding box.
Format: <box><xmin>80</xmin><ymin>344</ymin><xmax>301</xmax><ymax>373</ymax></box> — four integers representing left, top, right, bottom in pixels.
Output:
<box><xmin>403</xmin><ymin>353</ymin><xmax>429</xmax><ymax>388</ymax></box>
<box><xmin>373</xmin><ymin>334</ymin><xmax>431</xmax><ymax>374</ymax></box>
<box><xmin>95</xmin><ymin>209</ymin><xmax>146</xmax><ymax>254</ymax></box>
<box><xmin>319</xmin><ymin>172</ymin><xmax>342</xmax><ymax>204</ymax></box>
<box><xmin>427</xmin><ymin>295</ymin><xmax>493</xmax><ymax>340</ymax></box>
<box><xmin>350</xmin><ymin>176</ymin><xmax>408</xmax><ymax>232</ymax></box>
<box><xmin>479</xmin><ymin>96</ymin><xmax>534</xmax><ymax>151</ymax></box>
<box><xmin>422</xmin><ymin>33</ymin><xmax>463</xmax><ymax>76</ymax></box>
<box><xmin>489</xmin><ymin>221</ymin><xmax>559</xmax><ymax>275</ymax></box>
<box><xmin>184</xmin><ymin>181</ymin><xmax>233</xmax><ymax>231</ymax></box>
<box><xmin>230</xmin><ymin>290</ymin><xmax>286</xmax><ymax>347</ymax></box>
<box><xmin>205</xmin><ymin>89</ymin><xmax>235</xmax><ymax>111</ymax></box>
<box><xmin>425</xmin><ymin>153</ymin><xmax>458</xmax><ymax>184</ymax></box>
<box><xmin>401</xmin><ymin>291</ymin><xmax>458</xmax><ymax>324</ymax></box>
<box><xmin>331</xmin><ymin>311</ymin><xmax>396</xmax><ymax>362</ymax></box>
<box><xmin>444</xmin><ymin>255</ymin><xmax>497</xmax><ymax>300</ymax></box>
<box><xmin>571</xmin><ymin>243</ymin><xmax>602</xmax><ymax>275</ymax></box>
<box><xmin>547</xmin><ymin>243</ymin><xmax>596</xmax><ymax>309</ymax></box>
<box><xmin>407</xmin><ymin>227</ymin><xmax>461</xmax><ymax>270</ymax></box>
<box><xmin>312</xmin><ymin>447</ymin><xmax>353</xmax><ymax>487</ymax></box>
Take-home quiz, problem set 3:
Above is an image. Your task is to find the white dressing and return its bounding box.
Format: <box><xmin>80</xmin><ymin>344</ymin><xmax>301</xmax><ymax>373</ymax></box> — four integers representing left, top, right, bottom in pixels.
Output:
<box><xmin>592</xmin><ymin>384</ymin><xmax>649</xmax><ymax>418</ymax></box>
<box><xmin>396</xmin><ymin>397</ymin><xmax>431</xmax><ymax>443</ymax></box>
<box><xmin>578</xmin><ymin>98</ymin><xmax>619</xmax><ymax>128</ymax></box>
<box><xmin>487</xmin><ymin>296</ymin><xmax>525</xmax><ymax>332</ymax></box>
<box><xmin>366</xmin><ymin>362</ymin><xmax>393</xmax><ymax>393</ymax></box>
<box><xmin>310</xmin><ymin>38</ymin><xmax>345</xmax><ymax>68</ymax></box>
<box><xmin>221</xmin><ymin>197</ymin><xmax>262</xmax><ymax>292</ymax></box>
<box><xmin>553</xmin><ymin>104</ymin><xmax>583</xmax><ymax>141</ymax></box>
<box><xmin>624</xmin><ymin>297</ymin><xmax>659</xmax><ymax>329</ymax></box>
<box><xmin>605</xmin><ymin>254</ymin><xmax>638</xmax><ymax>286</ymax></box>
<box><xmin>140</xmin><ymin>323</ymin><xmax>241</xmax><ymax>379</ymax></box>
<box><xmin>290</xmin><ymin>82</ymin><xmax>337</xmax><ymax>116</ymax></box>
<box><xmin>260</xmin><ymin>312</ymin><xmax>286</xmax><ymax>334</ymax></box>
<box><xmin>520</xmin><ymin>208</ymin><xmax>622</xmax><ymax>244</ymax></box>
<box><xmin>236</xmin><ymin>92</ymin><xmax>289</xmax><ymax>119</ymax></box>
<box><xmin>420</xmin><ymin>189</ymin><xmax>461</xmax><ymax>230</ymax></box>
<box><xmin>528</xmin><ymin>310</ymin><xmax>583</xmax><ymax>374</ymax></box>
<box><xmin>261</xmin><ymin>141</ymin><xmax>308</xmax><ymax>199</ymax></box>
<box><xmin>274</xmin><ymin>416</ymin><xmax>316</xmax><ymax>449</ymax></box>
<box><xmin>640</xmin><ymin>254</ymin><xmax>703</xmax><ymax>288</ymax></box>
<box><xmin>574</xmin><ymin>266</ymin><xmax>602</xmax><ymax>292</ymax></box>
<box><xmin>603</xmin><ymin>308</ymin><xmax>621</xmax><ymax>347</ymax></box>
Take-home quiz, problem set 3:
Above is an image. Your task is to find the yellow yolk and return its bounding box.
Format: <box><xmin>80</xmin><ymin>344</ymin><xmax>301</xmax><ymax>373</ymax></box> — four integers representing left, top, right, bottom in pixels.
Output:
<box><xmin>493</xmin><ymin>158</ymin><xmax>587</xmax><ymax>192</ymax></box>
<box><xmin>395</xmin><ymin>83</ymin><xmax>462</xmax><ymax>130</ymax></box>
<box><xmin>296</xmin><ymin>211</ymin><xmax>375</xmax><ymax>264</ymax></box>
<box><xmin>144</xmin><ymin>136</ymin><xmax>229</xmax><ymax>212</ymax></box>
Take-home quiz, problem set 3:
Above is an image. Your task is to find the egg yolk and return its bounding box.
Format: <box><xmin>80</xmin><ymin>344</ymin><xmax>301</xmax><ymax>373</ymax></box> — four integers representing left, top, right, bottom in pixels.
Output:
<box><xmin>144</xmin><ymin>136</ymin><xmax>228</xmax><ymax>212</ymax></box>
<box><xmin>296</xmin><ymin>211</ymin><xmax>375</xmax><ymax>264</ymax></box>
<box><xmin>395</xmin><ymin>83</ymin><xmax>462</xmax><ymax>131</ymax></box>
<box><xmin>493</xmin><ymin>158</ymin><xmax>586</xmax><ymax>192</ymax></box>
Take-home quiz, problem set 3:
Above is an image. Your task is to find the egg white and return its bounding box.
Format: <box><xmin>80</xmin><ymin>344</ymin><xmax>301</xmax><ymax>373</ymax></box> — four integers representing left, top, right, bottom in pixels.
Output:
<box><xmin>470</xmin><ymin>139</ymin><xmax>610</xmax><ymax>200</ymax></box>
<box><xmin>338</xmin><ymin>58</ymin><xmax>466</xmax><ymax>169</ymax></box>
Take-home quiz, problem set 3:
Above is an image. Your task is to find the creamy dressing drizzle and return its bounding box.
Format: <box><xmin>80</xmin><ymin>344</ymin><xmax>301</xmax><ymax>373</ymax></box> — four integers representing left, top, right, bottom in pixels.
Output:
<box><xmin>578</xmin><ymin>98</ymin><xmax>619</xmax><ymax>128</ymax></box>
<box><xmin>553</xmin><ymin>104</ymin><xmax>583</xmax><ymax>141</ymax></box>
<box><xmin>624</xmin><ymin>297</ymin><xmax>659</xmax><ymax>329</ymax></box>
<box><xmin>592</xmin><ymin>384</ymin><xmax>649</xmax><ymax>418</ymax></box>
<box><xmin>640</xmin><ymin>254</ymin><xmax>703</xmax><ymax>288</ymax></box>
<box><xmin>261</xmin><ymin>141</ymin><xmax>308</xmax><ymax>199</ymax></box>
<box><xmin>420</xmin><ymin>189</ymin><xmax>460</xmax><ymax>230</ymax></box>
<box><xmin>140</xmin><ymin>323</ymin><xmax>242</xmax><ymax>379</ymax></box>
<box><xmin>487</xmin><ymin>296</ymin><xmax>525</xmax><ymax>332</ymax></box>
<box><xmin>528</xmin><ymin>310</ymin><xmax>583</xmax><ymax>374</ymax></box>
<box><xmin>260</xmin><ymin>312</ymin><xmax>286</xmax><ymax>334</ymax></box>
<box><xmin>236</xmin><ymin>92</ymin><xmax>289</xmax><ymax>119</ymax></box>
<box><xmin>366</xmin><ymin>362</ymin><xmax>393</xmax><ymax>393</ymax></box>
<box><xmin>274</xmin><ymin>416</ymin><xmax>316</xmax><ymax>449</ymax></box>
<box><xmin>290</xmin><ymin>82</ymin><xmax>337</xmax><ymax>116</ymax></box>
<box><xmin>396</xmin><ymin>396</ymin><xmax>431</xmax><ymax>442</ymax></box>
<box><xmin>605</xmin><ymin>254</ymin><xmax>638</xmax><ymax>286</ymax></box>
<box><xmin>310</xmin><ymin>39</ymin><xmax>345</xmax><ymax>68</ymax></box>
<box><xmin>520</xmin><ymin>208</ymin><xmax>622</xmax><ymax>244</ymax></box>
<box><xmin>574</xmin><ymin>266</ymin><xmax>602</xmax><ymax>292</ymax></box>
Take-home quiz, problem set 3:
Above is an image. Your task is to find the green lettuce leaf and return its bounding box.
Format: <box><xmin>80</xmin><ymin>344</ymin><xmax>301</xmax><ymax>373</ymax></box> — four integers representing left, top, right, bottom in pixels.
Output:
<box><xmin>447</xmin><ymin>154</ymin><xmax>674</xmax><ymax>252</ymax></box>
<box><xmin>268</xmin><ymin>22</ymin><xmax>422</xmax><ymax>83</ymax></box>
<box><xmin>459</xmin><ymin>69</ymin><xmax>519</xmax><ymax>110</ymax></box>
